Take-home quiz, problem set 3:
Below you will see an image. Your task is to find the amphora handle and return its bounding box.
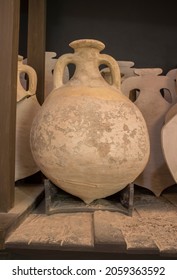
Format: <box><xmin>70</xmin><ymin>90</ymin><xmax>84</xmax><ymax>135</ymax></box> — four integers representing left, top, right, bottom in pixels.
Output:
<box><xmin>53</xmin><ymin>54</ymin><xmax>74</xmax><ymax>89</ymax></box>
<box><xmin>17</xmin><ymin>62</ymin><xmax>37</xmax><ymax>102</ymax></box>
<box><xmin>98</xmin><ymin>54</ymin><xmax>121</xmax><ymax>90</ymax></box>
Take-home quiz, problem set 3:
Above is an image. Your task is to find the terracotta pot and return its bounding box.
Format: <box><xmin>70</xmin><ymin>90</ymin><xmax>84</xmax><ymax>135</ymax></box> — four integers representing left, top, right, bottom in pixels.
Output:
<box><xmin>15</xmin><ymin>58</ymin><xmax>40</xmax><ymax>181</ymax></box>
<box><xmin>30</xmin><ymin>39</ymin><xmax>150</xmax><ymax>204</ymax></box>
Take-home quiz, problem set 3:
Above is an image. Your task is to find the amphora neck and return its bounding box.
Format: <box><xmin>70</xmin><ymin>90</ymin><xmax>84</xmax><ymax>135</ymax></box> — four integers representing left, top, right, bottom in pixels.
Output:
<box><xmin>69</xmin><ymin>39</ymin><xmax>107</xmax><ymax>86</ymax></box>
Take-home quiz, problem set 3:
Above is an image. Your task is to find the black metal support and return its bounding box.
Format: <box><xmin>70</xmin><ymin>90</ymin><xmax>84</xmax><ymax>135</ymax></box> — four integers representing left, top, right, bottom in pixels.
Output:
<box><xmin>120</xmin><ymin>183</ymin><xmax>134</xmax><ymax>216</ymax></box>
<box><xmin>45</xmin><ymin>179</ymin><xmax>134</xmax><ymax>216</ymax></box>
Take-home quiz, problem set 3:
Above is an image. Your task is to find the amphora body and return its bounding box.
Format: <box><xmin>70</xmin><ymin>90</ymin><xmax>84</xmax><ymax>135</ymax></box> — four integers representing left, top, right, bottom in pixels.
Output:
<box><xmin>16</xmin><ymin>57</ymin><xmax>40</xmax><ymax>181</ymax></box>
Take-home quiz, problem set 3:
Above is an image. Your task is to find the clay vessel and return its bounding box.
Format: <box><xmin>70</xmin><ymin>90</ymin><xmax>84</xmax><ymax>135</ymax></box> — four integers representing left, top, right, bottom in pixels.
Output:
<box><xmin>122</xmin><ymin>68</ymin><xmax>177</xmax><ymax>196</ymax></box>
<box><xmin>15</xmin><ymin>57</ymin><xmax>40</xmax><ymax>181</ymax></box>
<box><xmin>30</xmin><ymin>39</ymin><xmax>150</xmax><ymax>204</ymax></box>
<box><xmin>101</xmin><ymin>61</ymin><xmax>136</xmax><ymax>84</ymax></box>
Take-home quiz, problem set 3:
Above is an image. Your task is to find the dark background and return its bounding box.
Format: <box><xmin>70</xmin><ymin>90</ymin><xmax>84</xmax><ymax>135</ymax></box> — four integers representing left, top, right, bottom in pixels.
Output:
<box><xmin>19</xmin><ymin>0</ymin><xmax>177</xmax><ymax>74</ymax></box>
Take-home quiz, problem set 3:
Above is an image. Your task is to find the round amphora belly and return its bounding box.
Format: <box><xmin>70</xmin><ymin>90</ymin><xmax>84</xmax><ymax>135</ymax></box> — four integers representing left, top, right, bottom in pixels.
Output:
<box><xmin>30</xmin><ymin>86</ymin><xmax>149</xmax><ymax>203</ymax></box>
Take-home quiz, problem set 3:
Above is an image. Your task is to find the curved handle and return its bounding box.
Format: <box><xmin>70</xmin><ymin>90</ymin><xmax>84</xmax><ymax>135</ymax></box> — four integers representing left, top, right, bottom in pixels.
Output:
<box><xmin>17</xmin><ymin>62</ymin><xmax>37</xmax><ymax>101</ymax></box>
<box><xmin>98</xmin><ymin>54</ymin><xmax>121</xmax><ymax>90</ymax></box>
<box><xmin>53</xmin><ymin>53</ymin><xmax>75</xmax><ymax>89</ymax></box>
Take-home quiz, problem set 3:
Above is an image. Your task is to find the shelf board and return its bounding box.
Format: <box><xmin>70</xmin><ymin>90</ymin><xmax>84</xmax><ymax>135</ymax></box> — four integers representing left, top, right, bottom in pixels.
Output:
<box><xmin>3</xmin><ymin>185</ymin><xmax>177</xmax><ymax>258</ymax></box>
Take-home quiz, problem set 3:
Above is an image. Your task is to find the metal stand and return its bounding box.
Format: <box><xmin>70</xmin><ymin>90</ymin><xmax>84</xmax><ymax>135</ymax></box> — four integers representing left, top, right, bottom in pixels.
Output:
<box><xmin>45</xmin><ymin>179</ymin><xmax>134</xmax><ymax>216</ymax></box>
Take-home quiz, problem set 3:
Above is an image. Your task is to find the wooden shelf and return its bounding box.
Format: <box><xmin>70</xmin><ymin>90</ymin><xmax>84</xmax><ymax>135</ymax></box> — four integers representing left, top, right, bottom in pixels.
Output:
<box><xmin>1</xmin><ymin>185</ymin><xmax>177</xmax><ymax>259</ymax></box>
<box><xmin>0</xmin><ymin>184</ymin><xmax>44</xmax><ymax>250</ymax></box>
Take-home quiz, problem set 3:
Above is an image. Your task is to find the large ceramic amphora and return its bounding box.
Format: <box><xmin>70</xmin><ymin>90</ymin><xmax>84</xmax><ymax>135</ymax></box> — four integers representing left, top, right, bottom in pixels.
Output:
<box><xmin>30</xmin><ymin>39</ymin><xmax>150</xmax><ymax>204</ymax></box>
<box><xmin>16</xmin><ymin>57</ymin><xmax>40</xmax><ymax>181</ymax></box>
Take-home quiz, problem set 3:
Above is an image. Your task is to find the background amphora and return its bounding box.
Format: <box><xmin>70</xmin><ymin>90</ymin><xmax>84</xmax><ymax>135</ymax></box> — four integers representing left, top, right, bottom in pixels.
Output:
<box><xmin>15</xmin><ymin>57</ymin><xmax>40</xmax><ymax>181</ymax></box>
<box><xmin>30</xmin><ymin>39</ymin><xmax>150</xmax><ymax>204</ymax></box>
<box><xmin>164</xmin><ymin>68</ymin><xmax>177</xmax><ymax>122</ymax></box>
<box><xmin>44</xmin><ymin>51</ymin><xmax>69</xmax><ymax>98</ymax></box>
<box><xmin>122</xmin><ymin>68</ymin><xmax>177</xmax><ymax>196</ymax></box>
<box><xmin>101</xmin><ymin>61</ymin><xmax>136</xmax><ymax>84</ymax></box>
<box><xmin>161</xmin><ymin>68</ymin><xmax>177</xmax><ymax>184</ymax></box>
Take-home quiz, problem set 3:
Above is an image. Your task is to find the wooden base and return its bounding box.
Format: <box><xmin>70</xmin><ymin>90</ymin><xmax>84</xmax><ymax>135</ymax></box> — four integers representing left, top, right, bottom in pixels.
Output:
<box><xmin>45</xmin><ymin>179</ymin><xmax>134</xmax><ymax>216</ymax></box>
<box><xmin>0</xmin><ymin>184</ymin><xmax>44</xmax><ymax>249</ymax></box>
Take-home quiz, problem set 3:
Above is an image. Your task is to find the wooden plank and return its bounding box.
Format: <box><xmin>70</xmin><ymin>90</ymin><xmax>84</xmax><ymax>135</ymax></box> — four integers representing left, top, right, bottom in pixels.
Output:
<box><xmin>0</xmin><ymin>214</ymin><xmax>18</xmax><ymax>249</ymax></box>
<box><xmin>94</xmin><ymin>211</ymin><xmax>126</xmax><ymax>252</ymax></box>
<box><xmin>0</xmin><ymin>185</ymin><xmax>44</xmax><ymax>249</ymax></box>
<box><xmin>0</xmin><ymin>0</ymin><xmax>20</xmax><ymax>212</ymax></box>
<box><xmin>27</xmin><ymin>0</ymin><xmax>46</xmax><ymax>105</ymax></box>
<box><xmin>93</xmin><ymin>210</ymin><xmax>158</xmax><ymax>254</ymax></box>
<box><xmin>5</xmin><ymin>212</ymin><xmax>94</xmax><ymax>250</ymax></box>
<box><xmin>119</xmin><ymin>217</ymin><xmax>159</xmax><ymax>254</ymax></box>
<box><xmin>162</xmin><ymin>185</ymin><xmax>177</xmax><ymax>207</ymax></box>
<box><xmin>135</xmin><ymin>192</ymin><xmax>177</xmax><ymax>256</ymax></box>
<box><xmin>143</xmin><ymin>217</ymin><xmax>177</xmax><ymax>256</ymax></box>
<box><xmin>134</xmin><ymin>192</ymin><xmax>177</xmax><ymax>219</ymax></box>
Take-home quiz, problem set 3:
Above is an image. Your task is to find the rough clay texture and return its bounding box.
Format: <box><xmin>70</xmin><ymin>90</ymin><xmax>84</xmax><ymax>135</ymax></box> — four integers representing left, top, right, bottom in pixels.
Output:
<box><xmin>31</xmin><ymin>87</ymin><xmax>149</xmax><ymax>203</ymax></box>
